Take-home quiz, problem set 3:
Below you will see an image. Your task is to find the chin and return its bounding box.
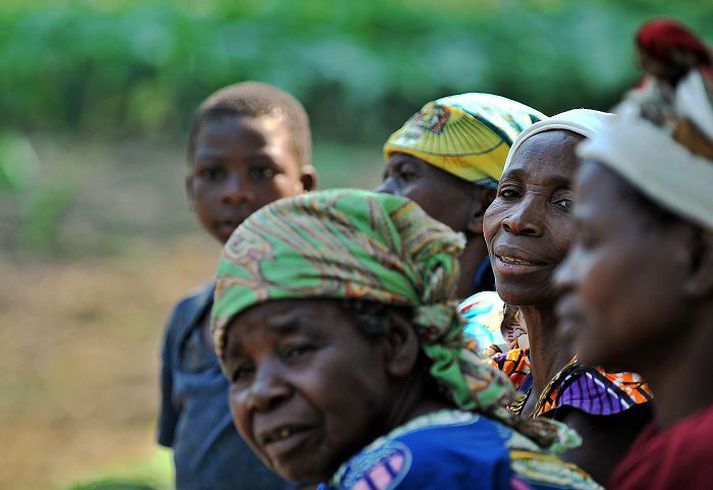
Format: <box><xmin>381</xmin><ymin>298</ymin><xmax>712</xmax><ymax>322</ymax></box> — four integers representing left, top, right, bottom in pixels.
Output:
<box><xmin>275</xmin><ymin>461</ymin><xmax>329</xmax><ymax>485</ymax></box>
<box><xmin>575</xmin><ymin>332</ymin><xmax>622</xmax><ymax>369</ymax></box>
<box><xmin>494</xmin><ymin>281</ymin><xmax>557</xmax><ymax>307</ymax></box>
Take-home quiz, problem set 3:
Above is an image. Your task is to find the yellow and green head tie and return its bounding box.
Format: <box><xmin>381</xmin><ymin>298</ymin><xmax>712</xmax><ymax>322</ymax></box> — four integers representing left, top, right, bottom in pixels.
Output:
<box><xmin>211</xmin><ymin>189</ymin><xmax>578</xmax><ymax>452</ymax></box>
<box><xmin>384</xmin><ymin>93</ymin><xmax>546</xmax><ymax>188</ymax></box>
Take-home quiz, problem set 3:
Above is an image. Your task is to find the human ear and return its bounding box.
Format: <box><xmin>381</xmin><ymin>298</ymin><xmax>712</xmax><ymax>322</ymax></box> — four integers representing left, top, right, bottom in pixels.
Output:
<box><xmin>466</xmin><ymin>188</ymin><xmax>496</xmax><ymax>235</ymax></box>
<box><xmin>382</xmin><ymin>312</ymin><xmax>420</xmax><ymax>379</ymax></box>
<box><xmin>683</xmin><ymin>228</ymin><xmax>713</xmax><ymax>297</ymax></box>
<box><xmin>299</xmin><ymin>165</ymin><xmax>318</xmax><ymax>192</ymax></box>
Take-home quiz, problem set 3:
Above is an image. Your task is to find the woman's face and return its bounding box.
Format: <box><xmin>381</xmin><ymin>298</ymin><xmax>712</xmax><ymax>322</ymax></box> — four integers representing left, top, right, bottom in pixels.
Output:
<box><xmin>375</xmin><ymin>152</ymin><xmax>475</xmax><ymax>233</ymax></box>
<box><xmin>223</xmin><ymin>299</ymin><xmax>394</xmax><ymax>483</ymax></box>
<box><xmin>483</xmin><ymin>130</ymin><xmax>582</xmax><ymax>306</ymax></box>
<box><xmin>555</xmin><ymin>161</ymin><xmax>690</xmax><ymax>369</ymax></box>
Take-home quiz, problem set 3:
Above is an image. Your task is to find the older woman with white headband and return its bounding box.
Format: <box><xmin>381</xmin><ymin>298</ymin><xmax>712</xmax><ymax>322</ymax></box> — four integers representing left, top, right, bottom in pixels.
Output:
<box><xmin>555</xmin><ymin>19</ymin><xmax>713</xmax><ymax>489</ymax></box>
<box><xmin>483</xmin><ymin>109</ymin><xmax>653</xmax><ymax>484</ymax></box>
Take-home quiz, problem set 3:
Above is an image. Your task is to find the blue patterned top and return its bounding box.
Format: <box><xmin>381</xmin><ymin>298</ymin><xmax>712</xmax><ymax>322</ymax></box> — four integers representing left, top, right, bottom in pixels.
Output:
<box><xmin>319</xmin><ymin>410</ymin><xmax>601</xmax><ymax>490</ymax></box>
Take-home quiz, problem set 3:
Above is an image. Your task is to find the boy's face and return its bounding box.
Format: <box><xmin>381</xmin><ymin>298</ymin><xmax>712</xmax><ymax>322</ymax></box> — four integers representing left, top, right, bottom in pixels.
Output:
<box><xmin>223</xmin><ymin>299</ymin><xmax>392</xmax><ymax>483</ymax></box>
<box><xmin>187</xmin><ymin>115</ymin><xmax>315</xmax><ymax>244</ymax></box>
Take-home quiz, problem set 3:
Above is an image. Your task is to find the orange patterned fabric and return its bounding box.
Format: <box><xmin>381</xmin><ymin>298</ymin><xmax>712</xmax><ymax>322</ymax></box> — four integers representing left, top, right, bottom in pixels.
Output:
<box><xmin>488</xmin><ymin>348</ymin><xmax>532</xmax><ymax>392</ymax></box>
<box><xmin>490</xmin><ymin>349</ymin><xmax>653</xmax><ymax>417</ymax></box>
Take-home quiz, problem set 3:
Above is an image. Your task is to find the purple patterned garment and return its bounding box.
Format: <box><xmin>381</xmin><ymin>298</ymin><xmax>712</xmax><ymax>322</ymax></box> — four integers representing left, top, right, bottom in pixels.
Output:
<box><xmin>547</xmin><ymin>365</ymin><xmax>653</xmax><ymax>417</ymax></box>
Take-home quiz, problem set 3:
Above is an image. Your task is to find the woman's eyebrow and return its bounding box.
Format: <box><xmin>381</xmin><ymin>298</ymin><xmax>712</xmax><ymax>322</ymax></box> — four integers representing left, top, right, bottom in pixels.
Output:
<box><xmin>545</xmin><ymin>175</ymin><xmax>572</xmax><ymax>189</ymax></box>
<box><xmin>500</xmin><ymin>168</ymin><xmax>526</xmax><ymax>181</ymax></box>
<box><xmin>267</xmin><ymin>315</ymin><xmax>307</xmax><ymax>334</ymax></box>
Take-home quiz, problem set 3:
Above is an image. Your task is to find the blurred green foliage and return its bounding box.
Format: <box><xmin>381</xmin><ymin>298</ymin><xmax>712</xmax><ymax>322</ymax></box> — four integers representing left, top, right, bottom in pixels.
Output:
<box><xmin>2</xmin><ymin>0</ymin><xmax>711</xmax><ymax>144</ymax></box>
<box><xmin>0</xmin><ymin>0</ymin><xmax>710</xmax><ymax>255</ymax></box>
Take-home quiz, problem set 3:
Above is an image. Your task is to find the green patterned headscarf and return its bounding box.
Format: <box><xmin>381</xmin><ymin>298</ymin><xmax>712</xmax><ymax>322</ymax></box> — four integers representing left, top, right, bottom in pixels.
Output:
<box><xmin>212</xmin><ymin>189</ymin><xmax>576</xmax><ymax>451</ymax></box>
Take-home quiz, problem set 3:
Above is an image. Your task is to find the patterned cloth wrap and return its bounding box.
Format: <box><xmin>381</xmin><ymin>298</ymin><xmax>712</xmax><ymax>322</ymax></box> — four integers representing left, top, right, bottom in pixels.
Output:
<box><xmin>491</xmin><ymin>350</ymin><xmax>653</xmax><ymax>418</ymax></box>
<box><xmin>459</xmin><ymin>291</ymin><xmax>507</xmax><ymax>354</ymax></box>
<box><xmin>384</xmin><ymin>93</ymin><xmax>546</xmax><ymax>188</ymax></box>
<box><xmin>579</xmin><ymin>19</ymin><xmax>713</xmax><ymax>230</ymax></box>
<box><xmin>211</xmin><ymin>189</ymin><xmax>577</xmax><ymax>452</ymax></box>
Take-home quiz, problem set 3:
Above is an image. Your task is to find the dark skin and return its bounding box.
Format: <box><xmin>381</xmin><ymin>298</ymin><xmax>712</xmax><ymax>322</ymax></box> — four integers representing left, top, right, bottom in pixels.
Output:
<box><xmin>186</xmin><ymin>114</ymin><xmax>317</xmax><ymax>245</ymax></box>
<box><xmin>483</xmin><ymin>131</ymin><xmax>651</xmax><ymax>484</ymax></box>
<box><xmin>186</xmin><ymin>114</ymin><xmax>317</xmax><ymax>345</ymax></box>
<box><xmin>376</xmin><ymin>152</ymin><xmax>495</xmax><ymax>299</ymax></box>
<box><xmin>223</xmin><ymin>299</ymin><xmax>451</xmax><ymax>483</ymax></box>
<box><xmin>556</xmin><ymin>161</ymin><xmax>713</xmax><ymax>431</ymax></box>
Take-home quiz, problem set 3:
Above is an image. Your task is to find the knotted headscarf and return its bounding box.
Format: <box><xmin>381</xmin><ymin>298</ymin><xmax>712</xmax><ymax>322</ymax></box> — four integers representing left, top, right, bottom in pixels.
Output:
<box><xmin>212</xmin><ymin>189</ymin><xmax>577</xmax><ymax>451</ymax></box>
<box><xmin>384</xmin><ymin>93</ymin><xmax>545</xmax><ymax>188</ymax></box>
<box><xmin>578</xmin><ymin>19</ymin><xmax>713</xmax><ymax>230</ymax></box>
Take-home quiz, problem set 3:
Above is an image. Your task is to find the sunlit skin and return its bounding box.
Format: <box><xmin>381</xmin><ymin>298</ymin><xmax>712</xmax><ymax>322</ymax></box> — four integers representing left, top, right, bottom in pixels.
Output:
<box><xmin>555</xmin><ymin>160</ymin><xmax>713</xmax><ymax>430</ymax></box>
<box><xmin>186</xmin><ymin>115</ymin><xmax>317</xmax><ymax>245</ymax></box>
<box><xmin>223</xmin><ymin>299</ymin><xmax>449</xmax><ymax>483</ymax></box>
<box><xmin>376</xmin><ymin>152</ymin><xmax>493</xmax><ymax>298</ymax></box>
<box><xmin>483</xmin><ymin>131</ymin><xmax>651</xmax><ymax>484</ymax></box>
<box><xmin>483</xmin><ymin>131</ymin><xmax>579</xmax><ymax>308</ymax></box>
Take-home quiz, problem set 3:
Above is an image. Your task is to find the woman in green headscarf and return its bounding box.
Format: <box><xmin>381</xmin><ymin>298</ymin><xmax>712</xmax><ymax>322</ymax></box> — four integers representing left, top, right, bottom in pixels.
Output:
<box><xmin>211</xmin><ymin>189</ymin><xmax>600</xmax><ymax>489</ymax></box>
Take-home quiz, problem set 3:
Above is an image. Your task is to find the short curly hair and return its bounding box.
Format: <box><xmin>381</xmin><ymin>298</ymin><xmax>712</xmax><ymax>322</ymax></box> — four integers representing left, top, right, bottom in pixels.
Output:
<box><xmin>187</xmin><ymin>81</ymin><xmax>312</xmax><ymax>168</ymax></box>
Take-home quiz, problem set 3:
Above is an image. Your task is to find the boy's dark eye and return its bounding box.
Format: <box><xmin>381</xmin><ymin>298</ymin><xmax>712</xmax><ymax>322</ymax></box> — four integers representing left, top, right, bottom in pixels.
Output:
<box><xmin>198</xmin><ymin>167</ymin><xmax>225</xmax><ymax>181</ymax></box>
<box><xmin>250</xmin><ymin>166</ymin><xmax>278</xmax><ymax>180</ymax></box>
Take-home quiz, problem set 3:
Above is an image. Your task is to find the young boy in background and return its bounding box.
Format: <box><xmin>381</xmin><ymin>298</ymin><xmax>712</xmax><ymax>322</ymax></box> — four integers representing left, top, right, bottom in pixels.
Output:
<box><xmin>158</xmin><ymin>82</ymin><xmax>317</xmax><ymax>490</ymax></box>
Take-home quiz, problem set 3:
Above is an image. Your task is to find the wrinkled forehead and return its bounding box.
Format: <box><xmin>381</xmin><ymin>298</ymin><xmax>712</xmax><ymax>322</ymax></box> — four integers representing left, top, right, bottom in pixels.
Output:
<box><xmin>504</xmin><ymin>130</ymin><xmax>585</xmax><ymax>180</ymax></box>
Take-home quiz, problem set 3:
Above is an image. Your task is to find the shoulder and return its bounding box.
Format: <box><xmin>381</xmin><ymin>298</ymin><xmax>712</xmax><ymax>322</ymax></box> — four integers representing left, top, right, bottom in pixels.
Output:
<box><xmin>612</xmin><ymin>405</ymin><xmax>713</xmax><ymax>489</ymax></box>
<box><xmin>490</xmin><ymin>348</ymin><xmax>531</xmax><ymax>391</ymax></box>
<box><xmin>163</xmin><ymin>281</ymin><xmax>215</xmax><ymax>339</ymax></box>
<box><xmin>330</xmin><ymin>411</ymin><xmax>514</xmax><ymax>490</ymax></box>
<box><xmin>543</xmin><ymin>364</ymin><xmax>652</xmax><ymax>417</ymax></box>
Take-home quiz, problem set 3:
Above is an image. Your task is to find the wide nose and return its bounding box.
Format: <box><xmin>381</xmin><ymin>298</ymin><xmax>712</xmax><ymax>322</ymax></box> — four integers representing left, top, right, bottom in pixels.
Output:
<box><xmin>221</xmin><ymin>172</ymin><xmax>254</xmax><ymax>205</ymax></box>
<box><xmin>244</xmin><ymin>359</ymin><xmax>291</xmax><ymax>413</ymax></box>
<box><xmin>501</xmin><ymin>197</ymin><xmax>543</xmax><ymax>237</ymax></box>
<box><xmin>374</xmin><ymin>175</ymin><xmax>399</xmax><ymax>195</ymax></box>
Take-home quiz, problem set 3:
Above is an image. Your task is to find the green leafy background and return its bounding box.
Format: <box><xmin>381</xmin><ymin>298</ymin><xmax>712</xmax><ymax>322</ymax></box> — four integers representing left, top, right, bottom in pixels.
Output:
<box><xmin>0</xmin><ymin>1</ymin><xmax>710</xmax><ymax>489</ymax></box>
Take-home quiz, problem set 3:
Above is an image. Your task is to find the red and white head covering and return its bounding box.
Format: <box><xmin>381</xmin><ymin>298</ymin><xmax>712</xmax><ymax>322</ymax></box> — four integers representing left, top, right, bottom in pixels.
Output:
<box><xmin>578</xmin><ymin>19</ymin><xmax>713</xmax><ymax>229</ymax></box>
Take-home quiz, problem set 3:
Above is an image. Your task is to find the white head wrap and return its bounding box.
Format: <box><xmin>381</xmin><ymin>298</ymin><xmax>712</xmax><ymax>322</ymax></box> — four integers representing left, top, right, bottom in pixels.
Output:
<box><xmin>578</xmin><ymin>71</ymin><xmax>713</xmax><ymax>230</ymax></box>
<box><xmin>503</xmin><ymin>109</ymin><xmax>613</xmax><ymax>171</ymax></box>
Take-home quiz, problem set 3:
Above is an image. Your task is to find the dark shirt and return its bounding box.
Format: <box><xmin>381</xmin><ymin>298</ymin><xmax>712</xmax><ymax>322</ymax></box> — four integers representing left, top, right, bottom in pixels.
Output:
<box><xmin>474</xmin><ymin>257</ymin><xmax>496</xmax><ymax>292</ymax></box>
<box><xmin>158</xmin><ymin>282</ymin><xmax>290</xmax><ymax>490</ymax></box>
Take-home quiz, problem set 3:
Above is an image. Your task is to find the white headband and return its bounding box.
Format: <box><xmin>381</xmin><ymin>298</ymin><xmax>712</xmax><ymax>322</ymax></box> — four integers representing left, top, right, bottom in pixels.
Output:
<box><xmin>503</xmin><ymin>109</ymin><xmax>613</xmax><ymax>170</ymax></box>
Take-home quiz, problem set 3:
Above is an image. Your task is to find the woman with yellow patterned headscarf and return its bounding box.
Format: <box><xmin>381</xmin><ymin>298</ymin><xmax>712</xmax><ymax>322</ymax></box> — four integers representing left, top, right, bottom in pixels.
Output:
<box><xmin>211</xmin><ymin>188</ymin><xmax>600</xmax><ymax>490</ymax></box>
<box><xmin>377</xmin><ymin>93</ymin><xmax>545</xmax><ymax>301</ymax></box>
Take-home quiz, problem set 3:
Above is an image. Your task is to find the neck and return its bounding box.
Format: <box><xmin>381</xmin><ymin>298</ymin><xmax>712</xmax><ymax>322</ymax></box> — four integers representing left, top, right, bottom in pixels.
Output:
<box><xmin>384</xmin><ymin>373</ymin><xmax>453</xmax><ymax>434</ymax></box>
<box><xmin>641</xmin><ymin>304</ymin><xmax>713</xmax><ymax>429</ymax></box>
<box><xmin>456</xmin><ymin>237</ymin><xmax>489</xmax><ymax>299</ymax></box>
<box><xmin>519</xmin><ymin>304</ymin><xmax>575</xmax><ymax>394</ymax></box>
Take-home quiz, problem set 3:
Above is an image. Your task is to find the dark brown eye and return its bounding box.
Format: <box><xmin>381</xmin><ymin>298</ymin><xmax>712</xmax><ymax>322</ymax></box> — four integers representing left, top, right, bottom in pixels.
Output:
<box><xmin>198</xmin><ymin>167</ymin><xmax>225</xmax><ymax>181</ymax></box>
<box><xmin>250</xmin><ymin>166</ymin><xmax>278</xmax><ymax>180</ymax></box>
<box><xmin>230</xmin><ymin>361</ymin><xmax>255</xmax><ymax>383</ymax></box>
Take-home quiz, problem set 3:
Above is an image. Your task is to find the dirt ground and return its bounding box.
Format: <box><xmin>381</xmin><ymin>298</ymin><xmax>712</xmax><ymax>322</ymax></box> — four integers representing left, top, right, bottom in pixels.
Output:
<box><xmin>0</xmin><ymin>135</ymin><xmax>382</xmax><ymax>489</ymax></box>
<box><xmin>0</xmin><ymin>234</ymin><xmax>219</xmax><ymax>489</ymax></box>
